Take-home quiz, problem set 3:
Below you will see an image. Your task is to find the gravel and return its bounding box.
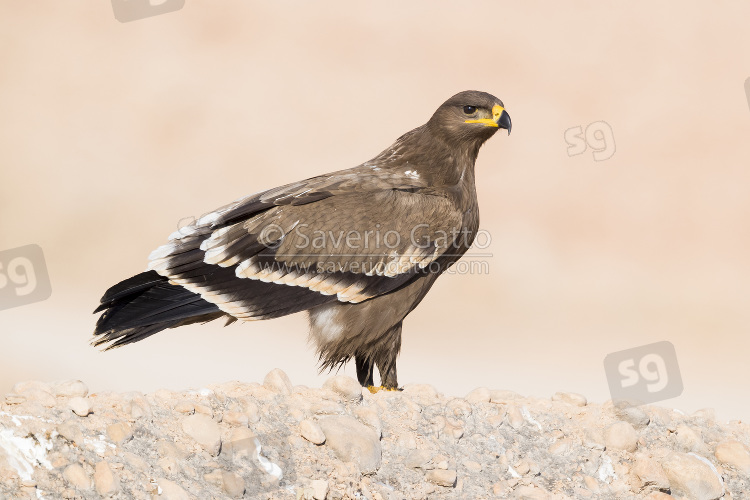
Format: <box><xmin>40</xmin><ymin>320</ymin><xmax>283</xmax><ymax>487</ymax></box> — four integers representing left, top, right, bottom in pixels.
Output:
<box><xmin>1</xmin><ymin>372</ymin><xmax>749</xmax><ymax>499</ymax></box>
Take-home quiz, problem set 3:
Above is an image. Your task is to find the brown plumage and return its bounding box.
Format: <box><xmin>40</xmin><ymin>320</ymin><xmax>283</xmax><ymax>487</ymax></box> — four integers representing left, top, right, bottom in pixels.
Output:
<box><xmin>92</xmin><ymin>90</ymin><xmax>511</xmax><ymax>389</ymax></box>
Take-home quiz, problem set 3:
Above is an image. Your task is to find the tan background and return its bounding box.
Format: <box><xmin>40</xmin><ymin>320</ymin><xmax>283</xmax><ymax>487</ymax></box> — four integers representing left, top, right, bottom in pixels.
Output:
<box><xmin>1</xmin><ymin>2</ymin><xmax>749</xmax><ymax>421</ymax></box>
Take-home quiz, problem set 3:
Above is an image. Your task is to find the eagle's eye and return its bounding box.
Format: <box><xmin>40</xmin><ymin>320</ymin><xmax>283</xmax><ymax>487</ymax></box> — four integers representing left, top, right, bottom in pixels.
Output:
<box><xmin>462</xmin><ymin>105</ymin><xmax>477</xmax><ymax>115</ymax></box>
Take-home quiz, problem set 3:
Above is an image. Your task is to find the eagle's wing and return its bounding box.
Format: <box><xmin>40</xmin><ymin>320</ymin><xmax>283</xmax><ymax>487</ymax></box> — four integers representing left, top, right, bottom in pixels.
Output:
<box><xmin>147</xmin><ymin>171</ymin><xmax>463</xmax><ymax>321</ymax></box>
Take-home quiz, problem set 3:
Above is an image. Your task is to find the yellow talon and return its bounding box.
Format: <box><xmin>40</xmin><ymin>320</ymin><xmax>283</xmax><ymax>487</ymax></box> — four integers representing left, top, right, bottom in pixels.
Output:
<box><xmin>367</xmin><ymin>385</ymin><xmax>401</xmax><ymax>393</ymax></box>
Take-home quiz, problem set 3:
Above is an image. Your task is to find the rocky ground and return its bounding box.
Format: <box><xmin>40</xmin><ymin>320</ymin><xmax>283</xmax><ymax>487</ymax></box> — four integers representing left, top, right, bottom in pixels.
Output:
<box><xmin>0</xmin><ymin>371</ymin><xmax>749</xmax><ymax>500</ymax></box>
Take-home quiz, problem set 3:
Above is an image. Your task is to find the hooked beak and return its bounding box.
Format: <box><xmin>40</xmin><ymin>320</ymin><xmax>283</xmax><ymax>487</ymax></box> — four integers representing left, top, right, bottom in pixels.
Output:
<box><xmin>464</xmin><ymin>104</ymin><xmax>512</xmax><ymax>135</ymax></box>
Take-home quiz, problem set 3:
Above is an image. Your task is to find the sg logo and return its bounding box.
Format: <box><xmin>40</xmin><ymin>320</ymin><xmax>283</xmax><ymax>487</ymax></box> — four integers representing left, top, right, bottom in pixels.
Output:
<box><xmin>603</xmin><ymin>341</ymin><xmax>683</xmax><ymax>406</ymax></box>
<box><xmin>0</xmin><ymin>245</ymin><xmax>52</xmax><ymax>312</ymax></box>
<box><xmin>564</xmin><ymin>121</ymin><xmax>616</xmax><ymax>161</ymax></box>
<box><xmin>112</xmin><ymin>0</ymin><xmax>185</xmax><ymax>23</ymax></box>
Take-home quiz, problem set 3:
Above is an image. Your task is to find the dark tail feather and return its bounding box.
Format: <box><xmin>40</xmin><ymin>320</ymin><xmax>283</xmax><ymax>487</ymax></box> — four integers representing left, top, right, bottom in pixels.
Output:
<box><xmin>92</xmin><ymin>270</ymin><xmax>223</xmax><ymax>350</ymax></box>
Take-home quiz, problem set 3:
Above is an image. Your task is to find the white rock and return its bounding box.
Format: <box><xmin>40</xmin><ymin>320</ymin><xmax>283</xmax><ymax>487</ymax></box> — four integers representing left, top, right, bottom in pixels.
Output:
<box><xmin>352</xmin><ymin>406</ymin><xmax>382</xmax><ymax>437</ymax></box>
<box><xmin>465</xmin><ymin>387</ymin><xmax>491</xmax><ymax>404</ymax></box>
<box><xmin>425</xmin><ymin>469</ymin><xmax>456</xmax><ymax>487</ymax></box>
<box><xmin>300</xmin><ymin>419</ymin><xmax>326</xmax><ymax>445</ymax></box>
<box><xmin>318</xmin><ymin>415</ymin><xmax>381</xmax><ymax>473</ymax></box>
<box><xmin>13</xmin><ymin>380</ymin><xmax>52</xmax><ymax>395</ymax></box>
<box><xmin>660</xmin><ymin>452</ymin><xmax>723</xmax><ymax>500</ymax></box>
<box><xmin>222</xmin><ymin>471</ymin><xmax>245</xmax><ymax>498</ymax></box>
<box><xmin>310</xmin><ymin>479</ymin><xmax>329</xmax><ymax>500</ymax></box>
<box><xmin>52</xmin><ymin>380</ymin><xmax>89</xmax><ymax>398</ymax></box>
<box><xmin>263</xmin><ymin>368</ymin><xmax>293</xmax><ymax>394</ymax></box>
<box><xmin>604</xmin><ymin>421</ymin><xmax>638</xmax><ymax>452</ymax></box>
<box><xmin>674</xmin><ymin>425</ymin><xmax>707</xmax><ymax>453</ymax></box>
<box><xmin>69</xmin><ymin>397</ymin><xmax>92</xmax><ymax>417</ymax></box>
<box><xmin>181</xmin><ymin>413</ymin><xmax>222</xmax><ymax>456</ymax></box>
<box><xmin>155</xmin><ymin>478</ymin><xmax>191</xmax><ymax>500</ymax></box>
<box><xmin>94</xmin><ymin>461</ymin><xmax>119</xmax><ymax>496</ymax></box>
<box><xmin>63</xmin><ymin>464</ymin><xmax>91</xmax><ymax>490</ymax></box>
<box><xmin>106</xmin><ymin>422</ymin><xmax>133</xmax><ymax>444</ymax></box>
<box><xmin>323</xmin><ymin>375</ymin><xmax>363</xmax><ymax>402</ymax></box>
<box><xmin>632</xmin><ymin>456</ymin><xmax>670</xmax><ymax>491</ymax></box>
<box><xmin>715</xmin><ymin>441</ymin><xmax>750</xmax><ymax>474</ymax></box>
<box><xmin>552</xmin><ymin>392</ymin><xmax>587</xmax><ymax>407</ymax></box>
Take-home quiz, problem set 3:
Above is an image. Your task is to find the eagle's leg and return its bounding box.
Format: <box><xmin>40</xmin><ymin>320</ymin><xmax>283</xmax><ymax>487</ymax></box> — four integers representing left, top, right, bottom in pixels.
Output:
<box><xmin>355</xmin><ymin>356</ymin><xmax>375</xmax><ymax>387</ymax></box>
<box><xmin>375</xmin><ymin>321</ymin><xmax>402</xmax><ymax>391</ymax></box>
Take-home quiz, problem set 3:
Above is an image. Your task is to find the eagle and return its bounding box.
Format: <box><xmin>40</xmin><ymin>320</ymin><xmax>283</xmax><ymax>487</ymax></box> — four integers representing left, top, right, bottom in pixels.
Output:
<box><xmin>92</xmin><ymin>90</ymin><xmax>511</xmax><ymax>391</ymax></box>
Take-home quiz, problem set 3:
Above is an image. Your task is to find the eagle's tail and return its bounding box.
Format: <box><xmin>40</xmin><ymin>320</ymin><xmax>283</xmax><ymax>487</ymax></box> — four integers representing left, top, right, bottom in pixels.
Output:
<box><xmin>92</xmin><ymin>270</ymin><xmax>225</xmax><ymax>349</ymax></box>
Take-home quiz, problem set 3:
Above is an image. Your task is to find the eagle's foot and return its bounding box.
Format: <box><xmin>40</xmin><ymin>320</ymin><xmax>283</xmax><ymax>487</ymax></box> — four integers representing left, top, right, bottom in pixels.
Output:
<box><xmin>367</xmin><ymin>385</ymin><xmax>401</xmax><ymax>393</ymax></box>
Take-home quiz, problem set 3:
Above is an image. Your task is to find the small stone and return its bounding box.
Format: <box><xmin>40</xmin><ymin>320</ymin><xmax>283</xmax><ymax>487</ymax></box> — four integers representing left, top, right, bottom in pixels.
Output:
<box><xmin>464</xmin><ymin>387</ymin><xmax>491</xmax><ymax>404</ymax></box>
<box><xmin>318</xmin><ymin>415</ymin><xmax>382</xmax><ymax>473</ymax></box>
<box><xmin>173</xmin><ymin>400</ymin><xmax>195</xmax><ymax>414</ymax></box>
<box><xmin>156</xmin><ymin>478</ymin><xmax>190</xmax><ymax>500</ymax></box>
<box><xmin>490</xmin><ymin>390</ymin><xmax>521</xmax><ymax>403</ymax></box>
<box><xmin>323</xmin><ymin>375</ymin><xmax>363</xmax><ymax>402</ymax></box>
<box><xmin>106</xmin><ymin>422</ymin><xmax>133</xmax><ymax>444</ymax></box>
<box><xmin>463</xmin><ymin>460</ymin><xmax>482</xmax><ymax>473</ymax></box>
<box><xmin>263</xmin><ymin>368</ymin><xmax>293</xmax><ymax>394</ymax></box>
<box><xmin>69</xmin><ymin>397</ymin><xmax>92</xmax><ymax>417</ymax></box>
<box><xmin>63</xmin><ymin>464</ymin><xmax>91</xmax><ymax>490</ymax></box>
<box><xmin>514</xmin><ymin>485</ymin><xmax>550</xmax><ymax>499</ymax></box>
<box><xmin>552</xmin><ymin>392</ymin><xmax>587</xmax><ymax>407</ymax></box>
<box><xmin>715</xmin><ymin>441</ymin><xmax>750</xmax><ymax>474</ymax></box>
<box><xmin>4</xmin><ymin>393</ymin><xmax>26</xmax><ymax>405</ymax></box>
<box><xmin>300</xmin><ymin>419</ymin><xmax>326</xmax><ymax>445</ymax></box>
<box><xmin>222</xmin><ymin>428</ymin><xmax>256</xmax><ymax>460</ymax></box>
<box><xmin>13</xmin><ymin>380</ymin><xmax>52</xmax><ymax>394</ymax></box>
<box><xmin>425</xmin><ymin>469</ymin><xmax>456</xmax><ymax>487</ymax></box>
<box><xmin>182</xmin><ymin>413</ymin><xmax>222</xmax><ymax>456</ymax></box>
<box><xmin>604</xmin><ymin>421</ymin><xmax>638</xmax><ymax>452</ymax></box>
<box><xmin>310</xmin><ymin>479</ymin><xmax>329</xmax><ymax>500</ymax></box>
<box><xmin>674</xmin><ymin>425</ymin><xmax>707</xmax><ymax>453</ymax></box>
<box><xmin>222</xmin><ymin>471</ymin><xmax>245</xmax><ymax>498</ymax></box>
<box><xmin>660</xmin><ymin>452</ymin><xmax>723</xmax><ymax>500</ymax></box>
<box><xmin>244</xmin><ymin>401</ymin><xmax>260</xmax><ymax>423</ymax></box>
<box><xmin>352</xmin><ymin>406</ymin><xmax>382</xmax><ymax>437</ymax></box>
<box><xmin>401</xmin><ymin>384</ymin><xmax>438</xmax><ymax>400</ymax></box>
<box><xmin>52</xmin><ymin>380</ymin><xmax>89</xmax><ymax>398</ymax></box>
<box><xmin>94</xmin><ymin>461</ymin><xmax>119</xmax><ymax>496</ymax></box>
<box><xmin>644</xmin><ymin>493</ymin><xmax>676</xmax><ymax>500</ymax></box>
<box><xmin>405</xmin><ymin>449</ymin><xmax>433</xmax><ymax>469</ymax></box>
<box><xmin>632</xmin><ymin>456</ymin><xmax>670</xmax><ymax>491</ymax></box>
<box><xmin>21</xmin><ymin>390</ymin><xmax>57</xmax><ymax>407</ymax></box>
<box><xmin>156</xmin><ymin>440</ymin><xmax>189</xmax><ymax>460</ymax></box>
<box><xmin>223</xmin><ymin>411</ymin><xmax>249</xmax><ymax>427</ymax></box>
<box><xmin>58</xmin><ymin>420</ymin><xmax>84</xmax><ymax>445</ymax></box>
<box><xmin>548</xmin><ymin>439</ymin><xmax>572</xmax><ymax>455</ymax></box>
<box><xmin>506</xmin><ymin>405</ymin><xmax>524</xmax><ymax>429</ymax></box>
<box><xmin>614</xmin><ymin>404</ymin><xmax>651</xmax><ymax>428</ymax></box>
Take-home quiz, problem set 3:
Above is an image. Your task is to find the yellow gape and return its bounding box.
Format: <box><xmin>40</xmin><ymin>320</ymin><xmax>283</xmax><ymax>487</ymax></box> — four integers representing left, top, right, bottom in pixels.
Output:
<box><xmin>465</xmin><ymin>104</ymin><xmax>506</xmax><ymax>128</ymax></box>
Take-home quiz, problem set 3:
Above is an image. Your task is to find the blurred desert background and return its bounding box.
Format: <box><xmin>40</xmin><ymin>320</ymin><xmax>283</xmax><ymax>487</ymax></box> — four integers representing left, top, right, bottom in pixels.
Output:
<box><xmin>1</xmin><ymin>2</ymin><xmax>749</xmax><ymax>421</ymax></box>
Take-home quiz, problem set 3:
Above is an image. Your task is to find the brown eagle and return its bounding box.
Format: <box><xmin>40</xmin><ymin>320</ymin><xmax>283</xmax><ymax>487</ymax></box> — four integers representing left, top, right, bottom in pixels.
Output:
<box><xmin>93</xmin><ymin>90</ymin><xmax>511</xmax><ymax>390</ymax></box>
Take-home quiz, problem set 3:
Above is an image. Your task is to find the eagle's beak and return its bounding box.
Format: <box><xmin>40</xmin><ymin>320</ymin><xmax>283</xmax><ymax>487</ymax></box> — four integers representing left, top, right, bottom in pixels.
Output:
<box><xmin>464</xmin><ymin>104</ymin><xmax>511</xmax><ymax>135</ymax></box>
<box><xmin>494</xmin><ymin>105</ymin><xmax>511</xmax><ymax>135</ymax></box>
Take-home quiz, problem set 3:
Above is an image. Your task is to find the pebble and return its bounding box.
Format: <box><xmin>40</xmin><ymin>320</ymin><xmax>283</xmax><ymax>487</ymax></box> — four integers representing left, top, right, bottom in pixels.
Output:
<box><xmin>222</xmin><ymin>427</ymin><xmax>256</xmax><ymax>460</ymax></box>
<box><xmin>552</xmin><ymin>392</ymin><xmax>587</xmax><ymax>407</ymax></box>
<box><xmin>405</xmin><ymin>449</ymin><xmax>433</xmax><ymax>469</ymax></box>
<box><xmin>401</xmin><ymin>384</ymin><xmax>438</xmax><ymax>400</ymax></box>
<box><xmin>52</xmin><ymin>380</ymin><xmax>89</xmax><ymax>398</ymax></box>
<box><xmin>318</xmin><ymin>415</ymin><xmax>382</xmax><ymax>473</ymax></box>
<box><xmin>263</xmin><ymin>368</ymin><xmax>293</xmax><ymax>395</ymax></box>
<box><xmin>660</xmin><ymin>452</ymin><xmax>723</xmax><ymax>500</ymax></box>
<box><xmin>352</xmin><ymin>405</ymin><xmax>382</xmax><ymax>437</ymax></box>
<box><xmin>23</xmin><ymin>389</ymin><xmax>57</xmax><ymax>407</ymax></box>
<box><xmin>604</xmin><ymin>421</ymin><xmax>638</xmax><ymax>452</ymax></box>
<box><xmin>309</xmin><ymin>479</ymin><xmax>329</xmax><ymax>500</ymax></box>
<box><xmin>300</xmin><ymin>419</ymin><xmax>326</xmax><ymax>445</ymax></box>
<box><xmin>94</xmin><ymin>461</ymin><xmax>119</xmax><ymax>496</ymax></box>
<box><xmin>490</xmin><ymin>390</ymin><xmax>521</xmax><ymax>402</ymax></box>
<box><xmin>173</xmin><ymin>400</ymin><xmax>195</xmax><ymax>414</ymax></box>
<box><xmin>63</xmin><ymin>464</ymin><xmax>91</xmax><ymax>490</ymax></box>
<box><xmin>4</xmin><ymin>393</ymin><xmax>26</xmax><ymax>405</ymax></box>
<box><xmin>57</xmin><ymin>420</ymin><xmax>84</xmax><ymax>445</ymax></box>
<box><xmin>673</xmin><ymin>424</ymin><xmax>707</xmax><ymax>453</ymax></box>
<box><xmin>69</xmin><ymin>396</ymin><xmax>92</xmax><ymax>417</ymax></box>
<box><xmin>106</xmin><ymin>422</ymin><xmax>133</xmax><ymax>444</ymax></box>
<box><xmin>222</xmin><ymin>471</ymin><xmax>245</xmax><ymax>498</ymax></box>
<box><xmin>632</xmin><ymin>455</ymin><xmax>670</xmax><ymax>491</ymax></box>
<box><xmin>182</xmin><ymin>413</ymin><xmax>222</xmax><ymax>456</ymax></box>
<box><xmin>155</xmin><ymin>478</ymin><xmax>191</xmax><ymax>500</ymax></box>
<box><xmin>223</xmin><ymin>411</ymin><xmax>249</xmax><ymax>427</ymax></box>
<box><xmin>514</xmin><ymin>485</ymin><xmax>550</xmax><ymax>499</ymax></box>
<box><xmin>714</xmin><ymin>441</ymin><xmax>750</xmax><ymax>474</ymax></box>
<box><xmin>13</xmin><ymin>380</ymin><xmax>52</xmax><ymax>394</ymax></box>
<box><xmin>614</xmin><ymin>404</ymin><xmax>651</xmax><ymax>429</ymax></box>
<box><xmin>425</xmin><ymin>469</ymin><xmax>456</xmax><ymax>487</ymax></box>
<box><xmin>464</xmin><ymin>387</ymin><xmax>491</xmax><ymax>404</ymax></box>
<box><xmin>323</xmin><ymin>375</ymin><xmax>363</xmax><ymax>402</ymax></box>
